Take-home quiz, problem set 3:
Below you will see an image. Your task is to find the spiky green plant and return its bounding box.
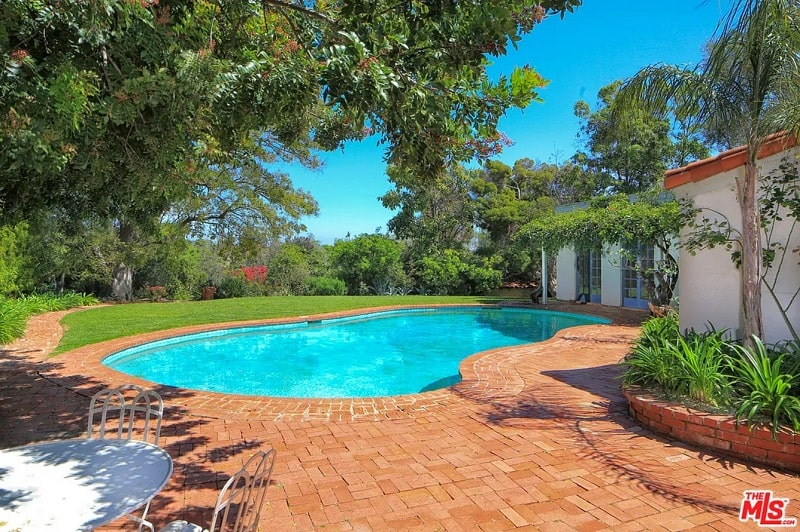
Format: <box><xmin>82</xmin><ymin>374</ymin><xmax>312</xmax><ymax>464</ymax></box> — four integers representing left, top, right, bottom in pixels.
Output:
<box><xmin>622</xmin><ymin>314</ymin><xmax>683</xmax><ymax>394</ymax></box>
<box><xmin>0</xmin><ymin>298</ymin><xmax>29</xmax><ymax>345</ymax></box>
<box><xmin>670</xmin><ymin>331</ymin><xmax>731</xmax><ymax>406</ymax></box>
<box><xmin>730</xmin><ymin>336</ymin><xmax>800</xmax><ymax>438</ymax></box>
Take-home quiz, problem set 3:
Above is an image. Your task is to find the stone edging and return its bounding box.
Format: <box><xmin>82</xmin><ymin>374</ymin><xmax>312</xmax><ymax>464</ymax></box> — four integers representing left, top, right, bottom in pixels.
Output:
<box><xmin>624</xmin><ymin>390</ymin><xmax>800</xmax><ymax>473</ymax></box>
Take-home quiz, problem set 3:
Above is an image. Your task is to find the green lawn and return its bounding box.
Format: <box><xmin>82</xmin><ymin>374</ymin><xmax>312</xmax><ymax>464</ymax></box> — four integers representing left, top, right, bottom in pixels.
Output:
<box><xmin>55</xmin><ymin>295</ymin><xmax>507</xmax><ymax>354</ymax></box>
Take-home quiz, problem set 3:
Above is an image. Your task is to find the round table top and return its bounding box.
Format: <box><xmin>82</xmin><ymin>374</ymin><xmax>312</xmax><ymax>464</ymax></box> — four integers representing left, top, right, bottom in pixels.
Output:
<box><xmin>0</xmin><ymin>438</ymin><xmax>173</xmax><ymax>531</ymax></box>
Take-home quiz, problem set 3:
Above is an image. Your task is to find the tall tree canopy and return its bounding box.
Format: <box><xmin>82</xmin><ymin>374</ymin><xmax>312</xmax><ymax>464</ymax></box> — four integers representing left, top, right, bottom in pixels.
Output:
<box><xmin>1</xmin><ymin>0</ymin><xmax>582</xmax><ymax>296</ymax></box>
<box><xmin>573</xmin><ymin>81</ymin><xmax>708</xmax><ymax>195</ymax></box>
<box><xmin>616</xmin><ymin>0</ymin><xmax>800</xmax><ymax>342</ymax></box>
<box><xmin>381</xmin><ymin>164</ymin><xmax>475</xmax><ymax>255</ymax></box>
<box><xmin>1</xmin><ymin>0</ymin><xmax>582</xmax><ymax>221</ymax></box>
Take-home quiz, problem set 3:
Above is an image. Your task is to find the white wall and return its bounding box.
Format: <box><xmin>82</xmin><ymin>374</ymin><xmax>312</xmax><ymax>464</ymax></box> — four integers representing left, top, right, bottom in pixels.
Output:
<box><xmin>601</xmin><ymin>244</ymin><xmax>623</xmax><ymax>307</ymax></box>
<box><xmin>672</xmin><ymin>148</ymin><xmax>800</xmax><ymax>343</ymax></box>
<box><xmin>555</xmin><ymin>245</ymin><xmax>626</xmax><ymax>306</ymax></box>
<box><xmin>556</xmin><ymin>247</ymin><xmax>577</xmax><ymax>301</ymax></box>
<box><xmin>762</xmin><ymin>190</ymin><xmax>800</xmax><ymax>342</ymax></box>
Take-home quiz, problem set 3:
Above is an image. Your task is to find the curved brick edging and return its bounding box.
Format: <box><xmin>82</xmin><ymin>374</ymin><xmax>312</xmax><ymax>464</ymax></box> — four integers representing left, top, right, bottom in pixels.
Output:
<box><xmin>624</xmin><ymin>390</ymin><xmax>800</xmax><ymax>473</ymax></box>
<box><xmin>39</xmin><ymin>303</ymin><xmax>640</xmax><ymax>423</ymax></box>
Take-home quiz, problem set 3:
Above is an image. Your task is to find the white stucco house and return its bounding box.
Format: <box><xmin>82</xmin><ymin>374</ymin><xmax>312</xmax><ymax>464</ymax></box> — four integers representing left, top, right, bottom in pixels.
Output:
<box><xmin>664</xmin><ymin>134</ymin><xmax>799</xmax><ymax>344</ymax></box>
<box><xmin>554</xmin><ymin>200</ymin><xmax>676</xmax><ymax>310</ymax></box>
<box><xmin>553</xmin><ymin>134</ymin><xmax>798</xmax><ymax>344</ymax></box>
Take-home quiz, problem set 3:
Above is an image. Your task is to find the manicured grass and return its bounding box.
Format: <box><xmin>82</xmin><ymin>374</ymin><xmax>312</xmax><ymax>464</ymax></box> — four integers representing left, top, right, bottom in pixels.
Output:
<box><xmin>55</xmin><ymin>295</ymin><xmax>507</xmax><ymax>354</ymax></box>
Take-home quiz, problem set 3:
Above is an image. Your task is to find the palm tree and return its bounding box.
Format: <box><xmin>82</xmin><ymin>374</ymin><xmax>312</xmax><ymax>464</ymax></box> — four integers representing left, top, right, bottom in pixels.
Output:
<box><xmin>616</xmin><ymin>0</ymin><xmax>800</xmax><ymax>344</ymax></box>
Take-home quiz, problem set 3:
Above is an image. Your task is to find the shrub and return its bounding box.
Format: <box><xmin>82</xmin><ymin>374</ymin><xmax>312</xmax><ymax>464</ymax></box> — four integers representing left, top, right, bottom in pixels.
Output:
<box><xmin>305</xmin><ymin>276</ymin><xmax>346</xmax><ymax>296</ymax></box>
<box><xmin>216</xmin><ymin>276</ymin><xmax>250</xmax><ymax>298</ymax></box>
<box><xmin>624</xmin><ymin>316</ymin><xmax>800</xmax><ymax>437</ymax></box>
<box><xmin>671</xmin><ymin>330</ymin><xmax>732</xmax><ymax>406</ymax></box>
<box><xmin>0</xmin><ymin>298</ymin><xmax>28</xmax><ymax>345</ymax></box>
<box><xmin>623</xmin><ymin>315</ymin><xmax>732</xmax><ymax>406</ymax></box>
<box><xmin>419</xmin><ymin>249</ymin><xmax>502</xmax><ymax>295</ymax></box>
<box><xmin>729</xmin><ymin>337</ymin><xmax>800</xmax><ymax>437</ymax></box>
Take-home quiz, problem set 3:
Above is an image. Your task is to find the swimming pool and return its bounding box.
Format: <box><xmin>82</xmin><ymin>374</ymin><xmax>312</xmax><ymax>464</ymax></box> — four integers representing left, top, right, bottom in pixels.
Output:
<box><xmin>103</xmin><ymin>306</ymin><xmax>609</xmax><ymax>398</ymax></box>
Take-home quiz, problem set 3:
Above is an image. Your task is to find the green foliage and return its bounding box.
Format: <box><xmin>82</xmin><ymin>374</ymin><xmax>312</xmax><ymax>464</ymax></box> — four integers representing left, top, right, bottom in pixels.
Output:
<box><xmin>1</xmin><ymin>0</ymin><xmax>581</xmax><ymax>224</ymax></box>
<box><xmin>671</xmin><ymin>331</ymin><xmax>732</xmax><ymax>405</ymax></box>
<box><xmin>622</xmin><ymin>314</ymin><xmax>683</xmax><ymax>393</ymax></box>
<box><xmin>0</xmin><ymin>292</ymin><xmax>99</xmax><ymax>345</ymax></box>
<box><xmin>729</xmin><ymin>337</ymin><xmax>800</xmax><ymax>437</ymax></box>
<box><xmin>623</xmin><ymin>314</ymin><xmax>732</xmax><ymax>405</ymax></box>
<box><xmin>624</xmin><ymin>316</ymin><xmax>800</xmax><ymax>435</ymax></box>
<box><xmin>382</xmin><ymin>164</ymin><xmax>476</xmax><ymax>256</ymax></box>
<box><xmin>330</xmin><ymin>234</ymin><xmax>406</xmax><ymax>295</ymax></box>
<box><xmin>519</xmin><ymin>195</ymin><xmax>682</xmax><ymax>305</ymax></box>
<box><xmin>304</xmin><ymin>277</ymin><xmax>347</xmax><ymax>296</ymax></box>
<box><xmin>0</xmin><ymin>222</ymin><xmax>34</xmax><ymax>296</ymax></box>
<box><xmin>135</xmin><ymin>235</ymin><xmax>207</xmax><ymax>301</ymax></box>
<box><xmin>520</xmin><ymin>195</ymin><xmax>678</xmax><ymax>254</ymax></box>
<box><xmin>573</xmin><ymin>80</ymin><xmax>708</xmax><ymax>195</ymax></box>
<box><xmin>0</xmin><ymin>298</ymin><xmax>28</xmax><ymax>345</ymax></box>
<box><xmin>616</xmin><ymin>0</ymin><xmax>800</xmax><ymax>343</ymax></box>
<box><xmin>2</xmin><ymin>0</ymin><xmax>585</xmax><ymax>297</ymax></box>
<box><xmin>419</xmin><ymin>249</ymin><xmax>502</xmax><ymax>295</ymax></box>
<box><xmin>216</xmin><ymin>276</ymin><xmax>252</xmax><ymax>299</ymax></box>
<box><xmin>266</xmin><ymin>244</ymin><xmax>311</xmax><ymax>296</ymax></box>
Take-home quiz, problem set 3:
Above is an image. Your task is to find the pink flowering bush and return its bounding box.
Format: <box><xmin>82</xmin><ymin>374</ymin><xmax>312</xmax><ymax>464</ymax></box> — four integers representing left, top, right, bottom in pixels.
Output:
<box><xmin>217</xmin><ymin>265</ymin><xmax>269</xmax><ymax>298</ymax></box>
<box><xmin>236</xmin><ymin>265</ymin><xmax>268</xmax><ymax>284</ymax></box>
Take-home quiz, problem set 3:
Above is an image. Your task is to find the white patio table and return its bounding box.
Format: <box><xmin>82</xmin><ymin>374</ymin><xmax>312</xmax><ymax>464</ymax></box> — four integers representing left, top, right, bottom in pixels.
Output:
<box><xmin>0</xmin><ymin>438</ymin><xmax>173</xmax><ymax>531</ymax></box>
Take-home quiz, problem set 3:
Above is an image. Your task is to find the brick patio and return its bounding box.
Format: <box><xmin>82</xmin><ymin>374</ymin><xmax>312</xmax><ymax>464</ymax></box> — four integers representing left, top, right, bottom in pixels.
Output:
<box><xmin>1</xmin><ymin>302</ymin><xmax>798</xmax><ymax>530</ymax></box>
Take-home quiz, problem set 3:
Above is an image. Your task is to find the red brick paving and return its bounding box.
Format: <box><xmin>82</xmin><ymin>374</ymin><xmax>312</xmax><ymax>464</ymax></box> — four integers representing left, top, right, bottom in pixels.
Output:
<box><xmin>1</xmin><ymin>302</ymin><xmax>798</xmax><ymax>531</ymax></box>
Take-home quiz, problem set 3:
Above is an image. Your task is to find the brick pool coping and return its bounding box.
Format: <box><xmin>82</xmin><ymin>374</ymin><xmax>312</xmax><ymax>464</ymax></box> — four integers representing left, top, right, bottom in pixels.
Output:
<box><xmin>43</xmin><ymin>302</ymin><xmax>800</xmax><ymax>473</ymax></box>
<box><xmin>42</xmin><ymin>303</ymin><xmax>620</xmax><ymax>422</ymax></box>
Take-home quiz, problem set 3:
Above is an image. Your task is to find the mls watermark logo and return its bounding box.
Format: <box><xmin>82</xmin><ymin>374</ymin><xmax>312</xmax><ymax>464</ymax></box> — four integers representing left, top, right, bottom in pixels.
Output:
<box><xmin>739</xmin><ymin>490</ymin><xmax>797</xmax><ymax>527</ymax></box>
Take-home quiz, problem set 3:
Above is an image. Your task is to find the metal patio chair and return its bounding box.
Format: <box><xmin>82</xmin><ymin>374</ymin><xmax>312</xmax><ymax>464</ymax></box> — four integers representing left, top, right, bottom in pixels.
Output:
<box><xmin>160</xmin><ymin>448</ymin><xmax>276</xmax><ymax>532</ymax></box>
<box><xmin>88</xmin><ymin>384</ymin><xmax>165</xmax><ymax>531</ymax></box>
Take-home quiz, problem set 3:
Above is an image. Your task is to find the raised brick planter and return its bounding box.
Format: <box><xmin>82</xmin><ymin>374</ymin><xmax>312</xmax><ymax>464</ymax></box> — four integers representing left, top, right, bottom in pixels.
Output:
<box><xmin>625</xmin><ymin>390</ymin><xmax>800</xmax><ymax>473</ymax></box>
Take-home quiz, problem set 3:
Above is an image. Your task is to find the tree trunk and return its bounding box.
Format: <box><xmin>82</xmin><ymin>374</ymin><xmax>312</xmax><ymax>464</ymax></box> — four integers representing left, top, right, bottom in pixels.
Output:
<box><xmin>111</xmin><ymin>262</ymin><xmax>133</xmax><ymax>301</ymax></box>
<box><xmin>110</xmin><ymin>221</ymin><xmax>135</xmax><ymax>301</ymax></box>
<box><xmin>737</xmin><ymin>157</ymin><xmax>764</xmax><ymax>344</ymax></box>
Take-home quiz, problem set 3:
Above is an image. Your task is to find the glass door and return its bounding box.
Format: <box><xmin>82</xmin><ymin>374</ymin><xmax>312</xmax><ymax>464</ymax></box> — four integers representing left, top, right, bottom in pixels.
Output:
<box><xmin>576</xmin><ymin>250</ymin><xmax>602</xmax><ymax>303</ymax></box>
<box><xmin>622</xmin><ymin>244</ymin><xmax>654</xmax><ymax>309</ymax></box>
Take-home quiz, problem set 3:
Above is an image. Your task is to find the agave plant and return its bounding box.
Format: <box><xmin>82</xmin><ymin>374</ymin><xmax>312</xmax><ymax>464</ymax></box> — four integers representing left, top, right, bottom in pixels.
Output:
<box><xmin>729</xmin><ymin>337</ymin><xmax>800</xmax><ymax>438</ymax></box>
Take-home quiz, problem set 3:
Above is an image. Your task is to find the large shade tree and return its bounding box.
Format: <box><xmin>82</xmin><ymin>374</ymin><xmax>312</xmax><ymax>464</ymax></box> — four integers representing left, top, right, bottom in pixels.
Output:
<box><xmin>1</xmin><ymin>0</ymin><xmax>582</xmax><ymax>297</ymax></box>
<box><xmin>615</xmin><ymin>0</ymin><xmax>800</xmax><ymax>343</ymax></box>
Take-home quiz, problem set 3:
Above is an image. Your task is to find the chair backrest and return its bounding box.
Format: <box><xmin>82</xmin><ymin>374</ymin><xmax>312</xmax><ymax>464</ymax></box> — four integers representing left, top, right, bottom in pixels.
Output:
<box><xmin>208</xmin><ymin>449</ymin><xmax>277</xmax><ymax>532</ymax></box>
<box><xmin>240</xmin><ymin>449</ymin><xmax>276</xmax><ymax>531</ymax></box>
<box><xmin>87</xmin><ymin>385</ymin><xmax>164</xmax><ymax>444</ymax></box>
<box><xmin>207</xmin><ymin>469</ymin><xmax>252</xmax><ymax>532</ymax></box>
<box><xmin>126</xmin><ymin>387</ymin><xmax>164</xmax><ymax>444</ymax></box>
<box><xmin>87</xmin><ymin>387</ymin><xmax>128</xmax><ymax>440</ymax></box>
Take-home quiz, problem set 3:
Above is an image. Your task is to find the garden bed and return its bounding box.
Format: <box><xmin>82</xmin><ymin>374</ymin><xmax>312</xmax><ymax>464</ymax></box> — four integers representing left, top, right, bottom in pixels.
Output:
<box><xmin>625</xmin><ymin>390</ymin><xmax>800</xmax><ymax>473</ymax></box>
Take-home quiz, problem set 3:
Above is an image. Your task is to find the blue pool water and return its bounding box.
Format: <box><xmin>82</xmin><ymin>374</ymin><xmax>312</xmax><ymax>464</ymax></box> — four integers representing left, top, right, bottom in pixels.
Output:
<box><xmin>103</xmin><ymin>307</ymin><xmax>609</xmax><ymax>398</ymax></box>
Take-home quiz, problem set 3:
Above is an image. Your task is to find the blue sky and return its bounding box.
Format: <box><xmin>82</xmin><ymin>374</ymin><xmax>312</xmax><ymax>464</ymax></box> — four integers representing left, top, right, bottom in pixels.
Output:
<box><xmin>288</xmin><ymin>1</ymin><xmax>729</xmax><ymax>244</ymax></box>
